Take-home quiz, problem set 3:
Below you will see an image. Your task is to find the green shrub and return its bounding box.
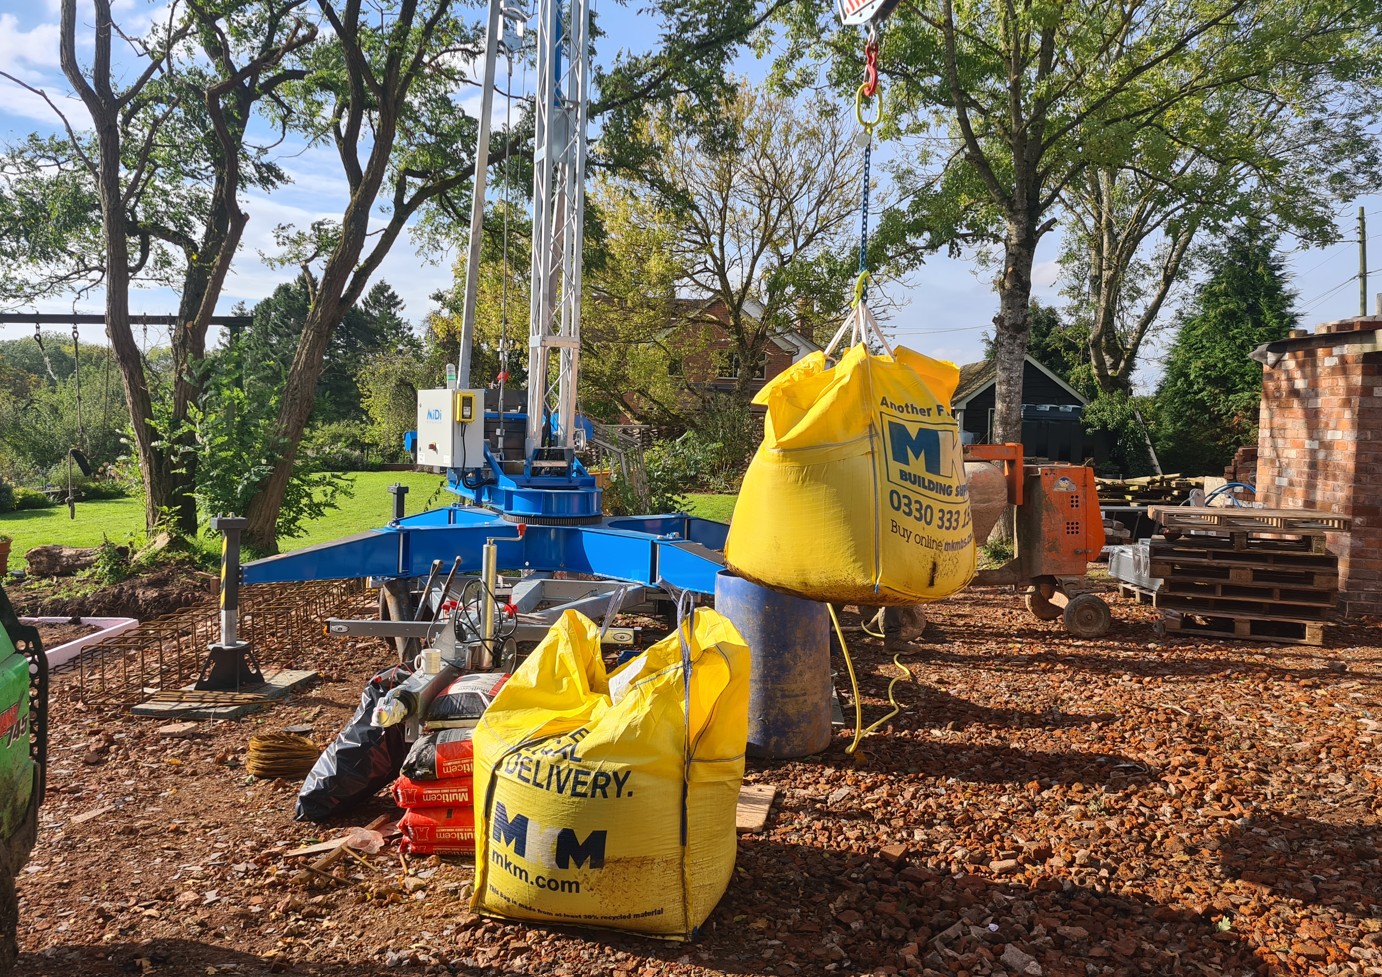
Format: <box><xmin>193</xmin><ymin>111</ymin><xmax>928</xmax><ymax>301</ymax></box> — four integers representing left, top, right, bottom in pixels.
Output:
<box><xmin>688</xmin><ymin>394</ymin><xmax>760</xmax><ymax>486</ymax></box>
<box><xmin>0</xmin><ymin>480</ymin><xmax>12</xmax><ymax>513</ymax></box>
<box><xmin>71</xmin><ymin>478</ymin><xmax>130</xmax><ymax>501</ymax></box>
<box><xmin>11</xmin><ymin>487</ymin><xmax>53</xmax><ymax>510</ymax></box>
<box><xmin>301</xmin><ymin>420</ymin><xmax>377</xmax><ymax>472</ymax></box>
<box><xmin>89</xmin><ymin>536</ymin><xmax>134</xmax><ymax>586</ymax></box>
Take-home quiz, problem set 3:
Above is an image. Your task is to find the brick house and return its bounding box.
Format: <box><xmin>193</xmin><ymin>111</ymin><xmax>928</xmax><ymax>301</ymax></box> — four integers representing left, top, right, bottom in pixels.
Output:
<box><xmin>1253</xmin><ymin>313</ymin><xmax>1382</xmax><ymax>616</ymax></box>
<box><xmin>661</xmin><ymin>297</ymin><xmax>821</xmax><ymax>404</ymax></box>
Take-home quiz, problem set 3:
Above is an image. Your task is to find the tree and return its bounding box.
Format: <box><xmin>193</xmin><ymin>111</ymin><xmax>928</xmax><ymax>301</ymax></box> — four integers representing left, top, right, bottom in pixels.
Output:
<box><xmin>244</xmin><ymin>0</ymin><xmax>790</xmax><ymax>550</ymax></box>
<box><xmin>0</xmin><ymin>0</ymin><xmax>316</xmax><ymax>535</ymax></box>
<box><xmin>577</xmin><ymin>181</ymin><xmax>708</xmax><ymax>425</ymax></box>
<box><xmin>1062</xmin><ymin>67</ymin><xmax>1380</xmax><ymax>397</ymax></box>
<box><xmin>232</xmin><ymin>278</ymin><xmax>416</xmax><ymax>424</ymax></box>
<box><xmin>614</xmin><ymin>83</ymin><xmax>866</xmax><ymax>404</ymax></box>
<box><xmin>983</xmin><ymin>301</ymin><xmax>1090</xmax><ymax>392</ymax></box>
<box><xmin>0</xmin><ymin>336</ymin><xmax>128</xmax><ymax>485</ymax></box>
<box><xmin>426</xmin><ymin>200</ymin><xmax>533</xmax><ymax>397</ymax></box>
<box><xmin>1154</xmin><ymin>225</ymin><xmax>1296</xmax><ymax>475</ymax></box>
<box><xmin>772</xmin><ymin>0</ymin><xmax>1382</xmax><ymax>446</ymax></box>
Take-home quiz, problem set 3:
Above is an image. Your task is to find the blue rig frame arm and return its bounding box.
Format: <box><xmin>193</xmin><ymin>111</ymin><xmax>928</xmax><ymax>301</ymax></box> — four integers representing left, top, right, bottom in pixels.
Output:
<box><xmin>241</xmin><ymin>505</ymin><xmax>730</xmax><ymax>596</ymax></box>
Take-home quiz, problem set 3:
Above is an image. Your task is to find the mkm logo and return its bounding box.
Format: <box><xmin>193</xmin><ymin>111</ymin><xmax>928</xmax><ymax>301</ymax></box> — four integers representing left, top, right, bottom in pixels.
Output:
<box><xmin>883</xmin><ymin>417</ymin><xmax>960</xmax><ymax>496</ymax></box>
<box><xmin>491</xmin><ymin>802</ymin><xmax>608</xmax><ymax>870</ymax></box>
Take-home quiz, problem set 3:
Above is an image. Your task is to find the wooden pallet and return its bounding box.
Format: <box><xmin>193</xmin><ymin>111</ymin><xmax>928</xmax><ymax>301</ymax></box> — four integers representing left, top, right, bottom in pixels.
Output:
<box><xmin>1157</xmin><ymin>578</ymin><xmax>1337</xmax><ymax>608</ymax></box>
<box><xmin>1159</xmin><ymin>610</ymin><xmax>1325</xmax><ymax>646</ymax></box>
<box><xmin>1148</xmin><ymin>505</ymin><xmax>1352</xmax><ymax>535</ymax></box>
<box><xmin>1154</xmin><ymin>591</ymin><xmax>1335</xmax><ymax>623</ymax></box>
<box><xmin>1149</xmin><ymin>534</ymin><xmax>1336</xmax><ymax>564</ymax></box>
<box><xmin>1147</xmin><ymin>560</ymin><xmax>1336</xmax><ymax>590</ymax></box>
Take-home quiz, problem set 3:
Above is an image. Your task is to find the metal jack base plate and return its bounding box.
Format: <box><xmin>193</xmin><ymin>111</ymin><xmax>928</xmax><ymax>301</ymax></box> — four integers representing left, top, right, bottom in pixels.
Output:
<box><xmin>195</xmin><ymin>641</ymin><xmax>265</xmax><ymax>691</ymax></box>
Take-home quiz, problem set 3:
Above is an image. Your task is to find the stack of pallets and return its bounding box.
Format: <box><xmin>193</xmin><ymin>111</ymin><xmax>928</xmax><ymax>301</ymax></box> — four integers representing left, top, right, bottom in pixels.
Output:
<box><xmin>1097</xmin><ymin>474</ymin><xmax>1202</xmax><ymax>507</ymax></box>
<box><xmin>1145</xmin><ymin>506</ymin><xmax>1351</xmax><ymax>646</ymax></box>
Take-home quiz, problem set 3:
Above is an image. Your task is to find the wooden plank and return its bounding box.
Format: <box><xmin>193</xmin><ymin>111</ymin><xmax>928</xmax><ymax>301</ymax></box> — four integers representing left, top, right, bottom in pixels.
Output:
<box><xmin>1148</xmin><ymin>562</ymin><xmax>1337</xmax><ymax>590</ymax></box>
<box><xmin>1148</xmin><ymin>537</ymin><xmax>1336</xmax><ymax>566</ymax></box>
<box><xmin>1118</xmin><ymin>583</ymin><xmax>1155</xmax><ymax>605</ymax></box>
<box><xmin>145</xmin><ymin>690</ymin><xmax>269</xmax><ymax>705</ymax></box>
<box><xmin>69</xmin><ymin>805</ymin><xmax>115</xmax><ymax>826</ymax></box>
<box><xmin>736</xmin><ymin>784</ymin><xmax>776</xmax><ymax>834</ymax></box>
<box><xmin>286</xmin><ymin>816</ymin><xmax>398</xmax><ymax>858</ymax></box>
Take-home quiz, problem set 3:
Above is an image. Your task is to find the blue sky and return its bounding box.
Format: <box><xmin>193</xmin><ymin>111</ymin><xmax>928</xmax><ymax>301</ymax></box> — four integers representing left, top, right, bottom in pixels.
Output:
<box><xmin>1</xmin><ymin>0</ymin><xmax>1378</xmax><ymax>392</ymax></box>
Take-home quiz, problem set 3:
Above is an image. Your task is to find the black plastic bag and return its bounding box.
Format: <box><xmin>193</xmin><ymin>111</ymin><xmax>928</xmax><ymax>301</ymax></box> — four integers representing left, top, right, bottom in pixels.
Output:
<box><xmin>295</xmin><ymin>663</ymin><xmax>413</xmax><ymax>822</ymax></box>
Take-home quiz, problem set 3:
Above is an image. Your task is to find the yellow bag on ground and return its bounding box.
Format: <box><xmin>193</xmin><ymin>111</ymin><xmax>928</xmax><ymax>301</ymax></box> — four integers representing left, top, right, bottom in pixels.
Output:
<box><xmin>725</xmin><ymin>338</ymin><xmax>976</xmax><ymax>604</ymax></box>
<box><xmin>470</xmin><ymin>608</ymin><xmax>750</xmax><ymax>939</ymax></box>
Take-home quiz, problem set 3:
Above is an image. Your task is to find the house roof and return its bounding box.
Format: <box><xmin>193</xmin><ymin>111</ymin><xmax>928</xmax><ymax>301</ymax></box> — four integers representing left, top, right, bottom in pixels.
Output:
<box><xmin>666</xmin><ymin>296</ymin><xmax>822</xmax><ymax>356</ymax></box>
<box><xmin>952</xmin><ymin>355</ymin><xmax>1089</xmax><ymax>408</ymax></box>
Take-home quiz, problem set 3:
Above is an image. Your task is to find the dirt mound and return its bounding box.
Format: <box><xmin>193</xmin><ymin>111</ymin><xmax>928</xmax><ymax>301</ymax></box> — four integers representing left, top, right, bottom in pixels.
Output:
<box><xmin>9</xmin><ymin>560</ymin><xmax>215</xmax><ymax>620</ymax></box>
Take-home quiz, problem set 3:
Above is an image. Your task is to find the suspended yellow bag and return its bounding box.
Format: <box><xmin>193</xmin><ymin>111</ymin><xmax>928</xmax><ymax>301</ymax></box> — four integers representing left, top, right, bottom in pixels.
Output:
<box><xmin>470</xmin><ymin>608</ymin><xmax>750</xmax><ymax>939</ymax></box>
<box><xmin>725</xmin><ymin>302</ymin><xmax>976</xmax><ymax>604</ymax></box>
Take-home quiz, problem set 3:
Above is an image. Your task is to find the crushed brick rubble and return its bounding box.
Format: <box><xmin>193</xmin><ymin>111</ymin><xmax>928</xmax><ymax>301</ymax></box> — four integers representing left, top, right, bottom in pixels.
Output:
<box><xmin>14</xmin><ymin>588</ymin><xmax>1382</xmax><ymax>977</ymax></box>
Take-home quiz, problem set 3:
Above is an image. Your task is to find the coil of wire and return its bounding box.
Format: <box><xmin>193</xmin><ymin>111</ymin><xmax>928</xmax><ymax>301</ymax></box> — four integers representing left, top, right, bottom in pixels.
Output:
<box><xmin>246</xmin><ymin>731</ymin><xmax>320</xmax><ymax>779</ymax></box>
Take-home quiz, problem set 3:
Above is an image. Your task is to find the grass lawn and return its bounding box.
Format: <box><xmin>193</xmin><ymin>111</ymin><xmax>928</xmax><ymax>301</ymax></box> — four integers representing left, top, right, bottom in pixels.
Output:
<box><xmin>0</xmin><ymin>498</ymin><xmax>147</xmax><ymax>560</ymax></box>
<box><xmin>0</xmin><ymin>470</ymin><xmax>449</xmax><ymax>569</ymax></box>
<box><xmin>1</xmin><ymin>475</ymin><xmax>736</xmax><ymax>570</ymax></box>
<box><xmin>279</xmin><ymin>470</ymin><xmax>449</xmax><ymax>549</ymax></box>
<box><xmin>685</xmin><ymin>493</ymin><xmax>737</xmax><ymax>523</ymax></box>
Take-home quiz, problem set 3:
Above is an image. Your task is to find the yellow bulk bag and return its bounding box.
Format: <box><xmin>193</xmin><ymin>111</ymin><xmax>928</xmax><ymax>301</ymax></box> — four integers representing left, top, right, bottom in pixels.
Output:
<box><xmin>725</xmin><ymin>328</ymin><xmax>976</xmax><ymax>605</ymax></box>
<box><xmin>471</xmin><ymin>608</ymin><xmax>750</xmax><ymax>939</ymax></box>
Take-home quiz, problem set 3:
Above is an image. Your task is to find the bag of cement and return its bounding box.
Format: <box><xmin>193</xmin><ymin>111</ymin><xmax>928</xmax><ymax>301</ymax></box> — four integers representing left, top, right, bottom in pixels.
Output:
<box><xmin>399</xmin><ymin>805</ymin><xmax>476</xmax><ymax>855</ymax></box>
<box><xmin>425</xmin><ymin>672</ymin><xmax>509</xmax><ymax>729</ymax></box>
<box><xmin>392</xmin><ymin>773</ymin><xmax>473</xmax><ymax>808</ymax></box>
<box><xmin>725</xmin><ymin>338</ymin><xmax>975</xmax><ymax>605</ymax></box>
<box><xmin>295</xmin><ymin>664</ymin><xmax>413</xmax><ymax>822</ymax></box>
<box><xmin>401</xmin><ymin>727</ymin><xmax>477</xmax><ymax>781</ymax></box>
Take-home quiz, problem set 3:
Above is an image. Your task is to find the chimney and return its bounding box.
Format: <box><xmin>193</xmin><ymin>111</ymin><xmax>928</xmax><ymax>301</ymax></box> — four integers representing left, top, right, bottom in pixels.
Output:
<box><xmin>795</xmin><ymin>297</ymin><xmax>814</xmax><ymax>345</ymax></box>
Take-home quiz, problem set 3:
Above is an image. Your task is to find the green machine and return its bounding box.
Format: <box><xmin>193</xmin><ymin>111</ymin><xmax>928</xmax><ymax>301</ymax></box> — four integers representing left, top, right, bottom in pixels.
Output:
<box><xmin>0</xmin><ymin>584</ymin><xmax>46</xmax><ymax>974</ymax></box>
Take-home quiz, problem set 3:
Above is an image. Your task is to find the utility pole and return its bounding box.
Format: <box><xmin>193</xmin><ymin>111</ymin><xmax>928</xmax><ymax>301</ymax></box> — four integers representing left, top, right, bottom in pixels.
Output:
<box><xmin>1361</xmin><ymin>206</ymin><xmax>1368</xmax><ymax>318</ymax></box>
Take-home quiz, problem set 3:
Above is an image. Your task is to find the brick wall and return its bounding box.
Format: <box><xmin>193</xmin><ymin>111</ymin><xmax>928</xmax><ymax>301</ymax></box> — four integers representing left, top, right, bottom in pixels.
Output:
<box><xmin>1255</xmin><ymin>316</ymin><xmax>1382</xmax><ymax>616</ymax></box>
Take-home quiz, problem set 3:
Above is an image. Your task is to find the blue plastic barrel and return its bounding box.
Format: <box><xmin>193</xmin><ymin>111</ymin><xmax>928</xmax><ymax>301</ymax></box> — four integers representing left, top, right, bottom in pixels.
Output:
<box><xmin>714</xmin><ymin>572</ymin><xmax>832</xmax><ymax>758</ymax></box>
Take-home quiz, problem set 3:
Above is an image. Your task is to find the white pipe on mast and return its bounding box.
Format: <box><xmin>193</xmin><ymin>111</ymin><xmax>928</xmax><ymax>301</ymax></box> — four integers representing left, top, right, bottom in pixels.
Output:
<box><xmin>457</xmin><ymin>0</ymin><xmax>505</xmax><ymax>389</ymax></box>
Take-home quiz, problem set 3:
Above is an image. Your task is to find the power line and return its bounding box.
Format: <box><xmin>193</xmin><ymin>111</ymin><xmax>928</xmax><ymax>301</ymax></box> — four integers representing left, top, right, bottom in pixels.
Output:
<box><xmin>898</xmin><ymin>324</ymin><xmax>991</xmax><ymax>336</ymax></box>
<box><xmin>1298</xmin><ymin>268</ymin><xmax>1382</xmax><ymax>317</ymax></box>
<box><xmin>1293</xmin><ymin>242</ymin><xmax>1353</xmax><ymax>278</ymax></box>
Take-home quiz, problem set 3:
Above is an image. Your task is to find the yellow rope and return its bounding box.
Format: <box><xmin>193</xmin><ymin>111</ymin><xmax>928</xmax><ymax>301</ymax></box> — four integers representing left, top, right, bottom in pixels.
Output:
<box><xmin>828</xmin><ymin>603</ymin><xmax>912</xmax><ymax>757</ymax></box>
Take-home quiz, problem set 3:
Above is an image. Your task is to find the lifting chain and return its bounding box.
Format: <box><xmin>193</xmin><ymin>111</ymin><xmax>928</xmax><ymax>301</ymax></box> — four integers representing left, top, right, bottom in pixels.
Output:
<box><xmin>853</xmin><ymin>24</ymin><xmax>883</xmax><ymax>306</ymax></box>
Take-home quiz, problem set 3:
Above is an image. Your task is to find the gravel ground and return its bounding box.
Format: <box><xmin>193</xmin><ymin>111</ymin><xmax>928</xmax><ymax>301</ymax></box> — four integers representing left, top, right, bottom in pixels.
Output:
<box><xmin>13</xmin><ymin>587</ymin><xmax>1382</xmax><ymax>977</ymax></box>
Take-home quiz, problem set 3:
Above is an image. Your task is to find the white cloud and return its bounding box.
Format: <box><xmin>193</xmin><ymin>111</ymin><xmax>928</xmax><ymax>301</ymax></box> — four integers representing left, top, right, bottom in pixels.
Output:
<box><xmin>0</xmin><ymin>13</ymin><xmax>62</xmax><ymax>70</ymax></box>
<box><xmin>0</xmin><ymin>80</ymin><xmax>91</xmax><ymax>130</ymax></box>
<box><xmin>1031</xmin><ymin>260</ymin><xmax>1062</xmax><ymax>289</ymax></box>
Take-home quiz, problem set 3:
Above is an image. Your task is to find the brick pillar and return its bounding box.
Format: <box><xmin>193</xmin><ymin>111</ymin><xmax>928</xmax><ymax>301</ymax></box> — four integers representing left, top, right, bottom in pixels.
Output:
<box><xmin>1255</xmin><ymin>316</ymin><xmax>1382</xmax><ymax>616</ymax></box>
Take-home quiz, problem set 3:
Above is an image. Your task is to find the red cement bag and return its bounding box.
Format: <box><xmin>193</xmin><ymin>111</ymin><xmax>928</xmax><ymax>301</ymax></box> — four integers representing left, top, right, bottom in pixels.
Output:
<box><xmin>401</xmin><ymin>727</ymin><xmax>477</xmax><ymax>780</ymax></box>
<box><xmin>401</xmin><ymin>839</ymin><xmax>476</xmax><ymax>856</ymax></box>
<box><xmin>392</xmin><ymin>774</ymin><xmax>473</xmax><ymax>808</ymax></box>
<box><xmin>399</xmin><ymin>805</ymin><xmax>475</xmax><ymax>854</ymax></box>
